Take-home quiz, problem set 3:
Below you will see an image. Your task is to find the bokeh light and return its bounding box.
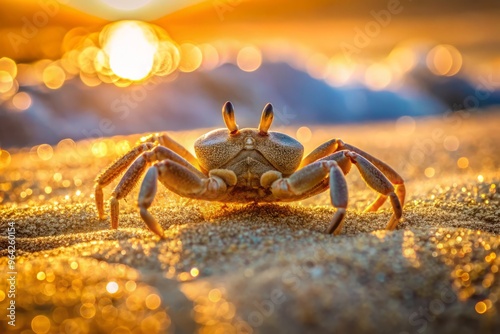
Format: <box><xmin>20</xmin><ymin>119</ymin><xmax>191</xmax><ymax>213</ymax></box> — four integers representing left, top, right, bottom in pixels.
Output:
<box><xmin>78</xmin><ymin>46</ymin><xmax>100</xmax><ymax>75</ymax></box>
<box><xmin>365</xmin><ymin>63</ymin><xmax>392</xmax><ymax>90</ymax></box>
<box><xmin>37</xmin><ymin>144</ymin><xmax>54</xmax><ymax>161</ymax></box>
<box><xmin>190</xmin><ymin>267</ymin><xmax>200</xmax><ymax>277</ymax></box>
<box><xmin>237</xmin><ymin>46</ymin><xmax>262</xmax><ymax>72</ymax></box>
<box><xmin>443</xmin><ymin>136</ymin><xmax>460</xmax><ymax>151</ymax></box>
<box><xmin>0</xmin><ymin>71</ymin><xmax>14</xmax><ymax>93</ymax></box>
<box><xmin>306</xmin><ymin>53</ymin><xmax>329</xmax><ymax>79</ymax></box>
<box><xmin>199</xmin><ymin>43</ymin><xmax>219</xmax><ymax>71</ymax></box>
<box><xmin>79</xmin><ymin>72</ymin><xmax>101</xmax><ymax>87</ymax></box>
<box><xmin>395</xmin><ymin>116</ymin><xmax>416</xmax><ymax>136</ymax></box>
<box><xmin>152</xmin><ymin>39</ymin><xmax>181</xmax><ymax>76</ymax></box>
<box><xmin>37</xmin><ymin>271</ymin><xmax>46</xmax><ymax>280</ymax></box>
<box><xmin>426</xmin><ymin>44</ymin><xmax>462</xmax><ymax>76</ymax></box>
<box><xmin>0</xmin><ymin>57</ymin><xmax>17</xmax><ymax>78</ymax></box>
<box><xmin>0</xmin><ymin>150</ymin><xmax>11</xmax><ymax>168</ymax></box>
<box><xmin>92</xmin><ymin>141</ymin><xmax>108</xmax><ymax>157</ymax></box>
<box><xmin>457</xmin><ymin>157</ymin><xmax>469</xmax><ymax>169</ymax></box>
<box><xmin>208</xmin><ymin>289</ymin><xmax>222</xmax><ymax>303</ymax></box>
<box><xmin>106</xmin><ymin>281</ymin><xmax>119</xmax><ymax>294</ymax></box>
<box><xmin>12</xmin><ymin>92</ymin><xmax>32</xmax><ymax>111</ymax></box>
<box><xmin>80</xmin><ymin>303</ymin><xmax>96</xmax><ymax>319</ymax></box>
<box><xmin>475</xmin><ymin>301</ymin><xmax>487</xmax><ymax>314</ymax></box>
<box><xmin>424</xmin><ymin>167</ymin><xmax>435</xmax><ymax>178</ymax></box>
<box><xmin>43</xmin><ymin>65</ymin><xmax>66</xmax><ymax>89</ymax></box>
<box><xmin>31</xmin><ymin>315</ymin><xmax>51</xmax><ymax>334</ymax></box>
<box><xmin>178</xmin><ymin>43</ymin><xmax>203</xmax><ymax>73</ymax></box>
<box><xmin>145</xmin><ymin>294</ymin><xmax>162</xmax><ymax>310</ymax></box>
<box><xmin>325</xmin><ymin>56</ymin><xmax>355</xmax><ymax>87</ymax></box>
<box><xmin>296</xmin><ymin>126</ymin><xmax>312</xmax><ymax>143</ymax></box>
<box><xmin>387</xmin><ymin>45</ymin><xmax>417</xmax><ymax>74</ymax></box>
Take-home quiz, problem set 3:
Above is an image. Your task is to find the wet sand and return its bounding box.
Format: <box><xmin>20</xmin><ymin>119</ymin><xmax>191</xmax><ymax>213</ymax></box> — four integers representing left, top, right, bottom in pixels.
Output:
<box><xmin>1</xmin><ymin>111</ymin><xmax>499</xmax><ymax>333</ymax></box>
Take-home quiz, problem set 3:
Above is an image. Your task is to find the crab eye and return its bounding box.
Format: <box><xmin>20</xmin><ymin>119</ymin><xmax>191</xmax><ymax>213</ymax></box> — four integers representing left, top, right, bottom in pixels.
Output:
<box><xmin>258</xmin><ymin>103</ymin><xmax>273</xmax><ymax>135</ymax></box>
<box><xmin>222</xmin><ymin>101</ymin><xmax>238</xmax><ymax>134</ymax></box>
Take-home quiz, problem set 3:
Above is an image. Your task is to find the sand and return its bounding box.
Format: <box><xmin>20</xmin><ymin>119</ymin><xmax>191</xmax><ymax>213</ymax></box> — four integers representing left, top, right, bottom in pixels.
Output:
<box><xmin>0</xmin><ymin>111</ymin><xmax>499</xmax><ymax>334</ymax></box>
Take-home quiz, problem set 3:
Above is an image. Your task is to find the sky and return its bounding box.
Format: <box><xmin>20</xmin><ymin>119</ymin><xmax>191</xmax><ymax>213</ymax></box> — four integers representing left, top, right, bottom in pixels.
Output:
<box><xmin>1</xmin><ymin>0</ymin><xmax>499</xmax><ymax>149</ymax></box>
<box><xmin>1</xmin><ymin>0</ymin><xmax>499</xmax><ymax>70</ymax></box>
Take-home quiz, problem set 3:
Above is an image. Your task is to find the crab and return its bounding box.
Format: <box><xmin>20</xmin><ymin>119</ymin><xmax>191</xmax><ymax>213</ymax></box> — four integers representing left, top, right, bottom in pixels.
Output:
<box><xmin>94</xmin><ymin>101</ymin><xmax>406</xmax><ymax>238</ymax></box>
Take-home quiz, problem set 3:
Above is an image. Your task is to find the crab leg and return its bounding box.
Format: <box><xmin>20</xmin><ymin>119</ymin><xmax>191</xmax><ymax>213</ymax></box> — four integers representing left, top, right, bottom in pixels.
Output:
<box><xmin>301</xmin><ymin>138</ymin><xmax>405</xmax><ymax>208</ymax></box>
<box><xmin>139</xmin><ymin>132</ymin><xmax>199</xmax><ymax>168</ymax></box>
<box><xmin>109</xmin><ymin>153</ymin><xmax>150</xmax><ymax>228</ymax></box>
<box><xmin>266</xmin><ymin>160</ymin><xmax>349</xmax><ymax>235</ymax></box>
<box><xmin>108</xmin><ymin>146</ymin><xmax>205</xmax><ymax>229</ymax></box>
<box><xmin>269</xmin><ymin>149</ymin><xmax>403</xmax><ymax>233</ymax></box>
<box><xmin>138</xmin><ymin>162</ymin><xmax>236</xmax><ymax>238</ymax></box>
<box><xmin>300</xmin><ymin>139</ymin><xmax>341</xmax><ymax>168</ymax></box>
<box><xmin>345</xmin><ymin>151</ymin><xmax>402</xmax><ymax>230</ymax></box>
<box><xmin>326</xmin><ymin>164</ymin><xmax>349</xmax><ymax>235</ymax></box>
<box><xmin>342</xmin><ymin>143</ymin><xmax>405</xmax><ymax>209</ymax></box>
<box><xmin>94</xmin><ymin>143</ymin><xmax>154</xmax><ymax>219</ymax></box>
<box><xmin>137</xmin><ymin>167</ymin><xmax>163</xmax><ymax>237</ymax></box>
<box><xmin>269</xmin><ymin>161</ymin><xmax>340</xmax><ymax>198</ymax></box>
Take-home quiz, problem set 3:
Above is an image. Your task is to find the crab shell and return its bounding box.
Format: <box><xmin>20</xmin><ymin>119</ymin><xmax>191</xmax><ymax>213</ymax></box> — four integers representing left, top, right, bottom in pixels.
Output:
<box><xmin>194</xmin><ymin>128</ymin><xmax>304</xmax><ymax>177</ymax></box>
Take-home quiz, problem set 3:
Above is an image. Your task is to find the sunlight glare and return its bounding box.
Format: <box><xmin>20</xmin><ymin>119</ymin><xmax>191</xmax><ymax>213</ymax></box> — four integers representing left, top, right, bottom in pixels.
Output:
<box><xmin>102</xmin><ymin>21</ymin><xmax>158</xmax><ymax>81</ymax></box>
<box><xmin>100</xmin><ymin>0</ymin><xmax>152</xmax><ymax>11</ymax></box>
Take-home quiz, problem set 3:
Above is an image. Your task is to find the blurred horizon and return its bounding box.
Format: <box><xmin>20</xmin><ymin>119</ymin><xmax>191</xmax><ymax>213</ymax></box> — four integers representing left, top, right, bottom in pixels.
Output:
<box><xmin>2</xmin><ymin>0</ymin><xmax>500</xmax><ymax>65</ymax></box>
<box><xmin>1</xmin><ymin>0</ymin><xmax>500</xmax><ymax>149</ymax></box>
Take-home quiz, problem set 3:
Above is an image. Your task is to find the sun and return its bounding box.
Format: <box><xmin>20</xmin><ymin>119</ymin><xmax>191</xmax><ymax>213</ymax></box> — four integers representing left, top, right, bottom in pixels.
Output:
<box><xmin>101</xmin><ymin>21</ymin><xmax>158</xmax><ymax>81</ymax></box>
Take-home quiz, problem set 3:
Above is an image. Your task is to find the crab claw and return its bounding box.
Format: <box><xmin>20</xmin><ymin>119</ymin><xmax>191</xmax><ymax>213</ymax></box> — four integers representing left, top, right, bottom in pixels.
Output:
<box><xmin>258</xmin><ymin>103</ymin><xmax>274</xmax><ymax>135</ymax></box>
<box><xmin>222</xmin><ymin>101</ymin><xmax>238</xmax><ymax>134</ymax></box>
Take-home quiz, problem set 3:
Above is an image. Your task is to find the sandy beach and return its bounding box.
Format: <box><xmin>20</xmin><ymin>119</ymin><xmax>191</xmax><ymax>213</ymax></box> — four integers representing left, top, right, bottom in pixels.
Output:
<box><xmin>1</xmin><ymin>110</ymin><xmax>499</xmax><ymax>333</ymax></box>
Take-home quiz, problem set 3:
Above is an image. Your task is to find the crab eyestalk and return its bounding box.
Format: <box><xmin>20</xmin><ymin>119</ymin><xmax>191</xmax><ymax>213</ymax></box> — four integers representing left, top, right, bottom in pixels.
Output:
<box><xmin>222</xmin><ymin>101</ymin><xmax>239</xmax><ymax>134</ymax></box>
<box><xmin>258</xmin><ymin>103</ymin><xmax>274</xmax><ymax>135</ymax></box>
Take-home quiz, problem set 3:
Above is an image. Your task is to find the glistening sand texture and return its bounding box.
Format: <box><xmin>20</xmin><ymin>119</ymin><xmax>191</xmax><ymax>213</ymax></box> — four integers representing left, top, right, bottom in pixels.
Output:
<box><xmin>1</xmin><ymin>111</ymin><xmax>499</xmax><ymax>333</ymax></box>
